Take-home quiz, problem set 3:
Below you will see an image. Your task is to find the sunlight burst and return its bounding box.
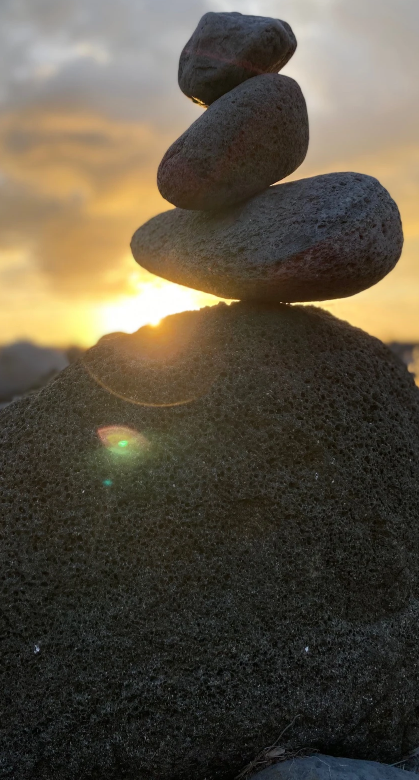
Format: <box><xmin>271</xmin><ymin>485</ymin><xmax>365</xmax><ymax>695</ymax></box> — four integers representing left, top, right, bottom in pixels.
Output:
<box><xmin>99</xmin><ymin>278</ymin><xmax>221</xmax><ymax>336</ymax></box>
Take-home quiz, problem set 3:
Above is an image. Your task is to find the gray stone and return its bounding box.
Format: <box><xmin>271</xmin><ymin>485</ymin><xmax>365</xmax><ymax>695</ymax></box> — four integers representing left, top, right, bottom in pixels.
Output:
<box><xmin>133</xmin><ymin>172</ymin><xmax>404</xmax><ymax>302</ymax></box>
<box><xmin>178</xmin><ymin>11</ymin><xmax>297</xmax><ymax>107</ymax></box>
<box><xmin>251</xmin><ymin>754</ymin><xmax>419</xmax><ymax>780</ymax></box>
<box><xmin>157</xmin><ymin>73</ymin><xmax>309</xmax><ymax>211</ymax></box>
<box><xmin>1</xmin><ymin>302</ymin><xmax>419</xmax><ymax>779</ymax></box>
<box><xmin>401</xmin><ymin>754</ymin><xmax>419</xmax><ymax>775</ymax></box>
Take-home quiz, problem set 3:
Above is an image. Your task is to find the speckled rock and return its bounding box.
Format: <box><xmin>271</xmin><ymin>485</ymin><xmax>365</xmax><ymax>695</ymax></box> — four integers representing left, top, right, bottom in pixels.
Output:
<box><xmin>251</xmin><ymin>754</ymin><xmax>419</xmax><ymax>780</ymax></box>
<box><xmin>178</xmin><ymin>11</ymin><xmax>297</xmax><ymax>107</ymax></box>
<box><xmin>134</xmin><ymin>172</ymin><xmax>403</xmax><ymax>301</ymax></box>
<box><xmin>1</xmin><ymin>303</ymin><xmax>419</xmax><ymax>779</ymax></box>
<box><xmin>157</xmin><ymin>73</ymin><xmax>309</xmax><ymax>211</ymax></box>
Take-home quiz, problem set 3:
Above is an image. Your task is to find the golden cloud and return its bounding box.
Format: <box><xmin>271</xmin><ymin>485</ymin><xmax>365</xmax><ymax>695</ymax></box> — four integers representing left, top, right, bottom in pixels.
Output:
<box><xmin>0</xmin><ymin>107</ymin><xmax>173</xmax><ymax>296</ymax></box>
<box><xmin>0</xmin><ymin>0</ymin><xmax>418</xmax><ymax>344</ymax></box>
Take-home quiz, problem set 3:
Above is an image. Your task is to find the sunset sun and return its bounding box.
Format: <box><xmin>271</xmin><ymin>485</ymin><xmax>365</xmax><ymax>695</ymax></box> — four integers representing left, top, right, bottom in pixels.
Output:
<box><xmin>99</xmin><ymin>277</ymin><xmax>221</xmax><ymax>335</ymax></box>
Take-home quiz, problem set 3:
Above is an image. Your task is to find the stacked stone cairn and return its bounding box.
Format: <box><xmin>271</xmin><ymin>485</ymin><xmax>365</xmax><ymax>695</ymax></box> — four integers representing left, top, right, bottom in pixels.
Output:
<box><xmin>2</xmin><ymin>11</ymin><xmax>419</xmax><ymax>780</ymax></box>
<box><xmin>131</xmin><ymin>11</ymin><xmax>403</xmax><ymax>305</ymax></box>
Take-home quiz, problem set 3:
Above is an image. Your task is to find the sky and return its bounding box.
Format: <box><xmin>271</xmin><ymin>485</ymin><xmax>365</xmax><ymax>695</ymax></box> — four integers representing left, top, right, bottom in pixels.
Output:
<box><xmin>0</xmin><ymin>0</ymin><xmax>418</xmax><ymax>346</ymax></box>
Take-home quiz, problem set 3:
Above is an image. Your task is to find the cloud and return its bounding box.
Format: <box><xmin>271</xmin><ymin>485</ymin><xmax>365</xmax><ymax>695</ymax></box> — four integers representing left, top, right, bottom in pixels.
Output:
<box><xmin>0</xmin><ymin>108</ymin><xmax>173</xmax><ymax>295</ymax></box>
<box><xmin>0</xmin><ymin>0</ymin><xmax>418</xmax><ymax>339</ymax></box>
<box><xmin>0</xmin><ymin>0</ymin><xmax>214</xmax><ymax>296</ymax></box>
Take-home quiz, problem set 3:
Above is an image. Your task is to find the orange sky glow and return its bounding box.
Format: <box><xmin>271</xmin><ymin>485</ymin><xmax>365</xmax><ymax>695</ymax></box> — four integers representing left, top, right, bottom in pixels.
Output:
<box><xmin>0</xmin><ymin>0</ymin><xmax>418</xmax><ymax>347</ymax></box>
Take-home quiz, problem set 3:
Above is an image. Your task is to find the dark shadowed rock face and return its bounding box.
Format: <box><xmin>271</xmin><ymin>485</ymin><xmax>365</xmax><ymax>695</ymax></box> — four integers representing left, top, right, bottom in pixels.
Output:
<box><xmin>133</xmin><ymin>173</ymin><xmax>404</xmax><ymax>302</ymax></box>
<box><xmin>178</xmin><ymin>11</ymin><xmax>297</xmax><ymax>107</ymax></box>
<box><xmin>1</xmin><ymin>303</ymin><xmax>419</xmax><ymax>779</ymax></box>
<box><xmin>251</xmin><ymin>754</ymin><xmax>419</xmax><ymax>780</ymax></box>
<box><xmin>157</xmin><ymin>74</ymin><xmax>309</xmax><ymax>211</ymax></box>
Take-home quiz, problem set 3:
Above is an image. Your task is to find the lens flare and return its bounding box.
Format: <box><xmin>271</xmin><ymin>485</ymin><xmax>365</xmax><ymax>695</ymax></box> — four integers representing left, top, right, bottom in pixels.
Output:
<box><xmin>97</xmin><ymin>425</ymin><xmax>149</xmax><ymax>456</ymax></box>
<box><xmin>83</xmin><ymin>307</ymin><xmax>225</xmax><ymax>408</ymax></box>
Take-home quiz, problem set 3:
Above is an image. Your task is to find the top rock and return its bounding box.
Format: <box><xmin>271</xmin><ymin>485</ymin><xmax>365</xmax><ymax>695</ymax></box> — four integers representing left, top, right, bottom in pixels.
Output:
<box><xmin>178</xmin><ymin>11</ymin><xmax>297</xmax><ymax>107</ymax></box>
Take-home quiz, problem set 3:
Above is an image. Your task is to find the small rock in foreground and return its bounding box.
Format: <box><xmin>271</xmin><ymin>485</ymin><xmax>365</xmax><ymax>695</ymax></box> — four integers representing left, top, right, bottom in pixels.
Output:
<box><xmin>250</xmin><ymin>754</ymin><xmax>419</xmax><ymax>780</ymax></box>
<box><xmin>157</xmin><ymin>74</ymin><xmax>309</xmax><ymax>211</ymax></box>
<box><xmin>133</xmin><ymin>172</ymin><xmax>403</xmax><ymax>302</ymax></box>
<box><xmin>179</xmin><ymin>11</ymin><xmax>297</xmax><ymax>106</ymax></box>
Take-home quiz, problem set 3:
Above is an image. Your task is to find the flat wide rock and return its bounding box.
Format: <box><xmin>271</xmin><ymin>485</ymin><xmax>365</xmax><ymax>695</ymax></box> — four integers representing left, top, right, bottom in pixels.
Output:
<box><xmin>157</xmin><ymin>73</ymin><xmax>309</xmax><ymax>211</ymax></box>
<box><xmin>251</xmin><ymin>755</ymin><xmax>419</xmax><ymax>780</ymax></box>
<box><xmin>134</xmin><ymin>172</ymin><xmax>403</xmax><ymax>301</ymax></box>
<box><xmin>179</xmin><ymin>11</ymin><xmax>297</xmax><ymax>106</ymax></box>
<box><xmin>1</xmin><ymin>303</ymin><xmax>419</xmax><ymax>779</ymax></box>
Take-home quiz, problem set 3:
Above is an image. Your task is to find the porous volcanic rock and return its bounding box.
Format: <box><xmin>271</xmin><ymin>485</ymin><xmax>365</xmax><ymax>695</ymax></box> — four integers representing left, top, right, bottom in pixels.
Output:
<box><xmin>133</xmin><ymin>173</ymin><xmax>403</xmax><ymax>301</ymax></box>
<box><xmin>157</xmin><ymin>74</ymin><xmax>309</xmax><ymax>211</ymax></box>
<box><xmin>251</xmin><ymin>755</ymin><xmax>419</xmax><ymax>780</ymax></box>
<box><xmin>178</xmin><ymin>11</ymin><xmax>297</xmax><ymax>107</ymax></box>
<box><xmin>1</xmin><ymin>303</ymin><xmax>419</xmax><ymax>780</ymax></box>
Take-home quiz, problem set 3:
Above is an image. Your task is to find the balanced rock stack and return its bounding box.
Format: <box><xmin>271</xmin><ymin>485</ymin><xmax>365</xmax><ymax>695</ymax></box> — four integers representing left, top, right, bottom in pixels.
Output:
<box><xmin>1</xmin><ymin>12</ymin><xmax>419</xmax><ymax>780</ymax></box>
<box><xmin>131</xmin><ymin>10</ymin><xmax>403</xmax><ymax>304</ymax></box>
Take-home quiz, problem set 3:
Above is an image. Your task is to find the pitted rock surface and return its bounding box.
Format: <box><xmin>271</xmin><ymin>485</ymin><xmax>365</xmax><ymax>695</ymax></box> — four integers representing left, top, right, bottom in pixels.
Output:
<box><xmin>1</xmin><ymin>303</ymin><xmax>419</xmax><ymax>779</ymax></box>
<box><xmin>157</xmin><ymin>74</ymin><xmax>309</xmax><ymax>211</ymax></box>
<box><xmin>134</xmin><ymin>173</ymin><xmax>403</xmax><ymax>301</ymax></box>
<box><xmin>251</xmin><ymin>755</ymin><xmax>419</xmax><ymax>780</ymax></box>
<box><xmin>178</xmin><ymin>11</ymin><xmax>297</xmax><ymax>107</ymax></box>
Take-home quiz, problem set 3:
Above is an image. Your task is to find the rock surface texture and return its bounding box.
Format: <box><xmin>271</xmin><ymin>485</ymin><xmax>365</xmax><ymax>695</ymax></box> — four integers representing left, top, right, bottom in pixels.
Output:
<box><xmin>250</xmin><ymin>755</ymin><xmax>419</xmax><ymax>780</ymax></box>
<box><xmin>178</xmin><ymin>11</ymin><xmax>297</xmax><ymax>106</ymax></box>
<box><xmin>1</xmin><ymin>303</ymin><xmax>419</xmax><ymax>780</ymax></box>
<box><xmin>133</xmin><ymin>173</ymin><xmax>404</xmax><ymax>302</ymax></box>
<box><xmin>2</xmin><ymin>10</ymin><xmax>414</xmax><ymax>780</ymax></box>
<box><xmin>157</xmin><ymin>74</ymin><xmax>309</xmax><ymax>211</ymax></box>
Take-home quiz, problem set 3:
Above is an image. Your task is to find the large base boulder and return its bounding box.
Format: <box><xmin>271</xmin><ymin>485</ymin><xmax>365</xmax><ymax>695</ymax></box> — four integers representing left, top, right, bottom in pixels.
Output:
<box><xmin>1</xmin><ymin>303</ymin><xmax>419</xmax><ymax>779</ymax></box>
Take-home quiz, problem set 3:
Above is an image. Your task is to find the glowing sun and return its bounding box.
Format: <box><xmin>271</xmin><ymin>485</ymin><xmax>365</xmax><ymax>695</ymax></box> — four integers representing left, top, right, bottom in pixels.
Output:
<box><xmin>99</xmin><ymin>277</ymin><xmax>221</xmax><ymax>336</ymax></box>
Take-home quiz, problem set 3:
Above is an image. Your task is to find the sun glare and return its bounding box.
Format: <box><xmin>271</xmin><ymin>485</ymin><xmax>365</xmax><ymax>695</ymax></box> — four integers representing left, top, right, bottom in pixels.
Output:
<box><xmin>99</xmin><ymin>278</ymin><xmax>222</xmax><ymax>336</ymax></box>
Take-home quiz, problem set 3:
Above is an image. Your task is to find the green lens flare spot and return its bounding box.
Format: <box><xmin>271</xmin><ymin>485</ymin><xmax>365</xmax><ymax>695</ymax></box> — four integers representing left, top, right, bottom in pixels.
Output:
<box><xmin>97</xmin><ymin>426</ymin><xmax>150</xmax><ymax>458</ymax></box>
<box><xmin>103</xmin><ymin>479</ymin><xmax>113</xmax><ymax>487</ymax></box>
